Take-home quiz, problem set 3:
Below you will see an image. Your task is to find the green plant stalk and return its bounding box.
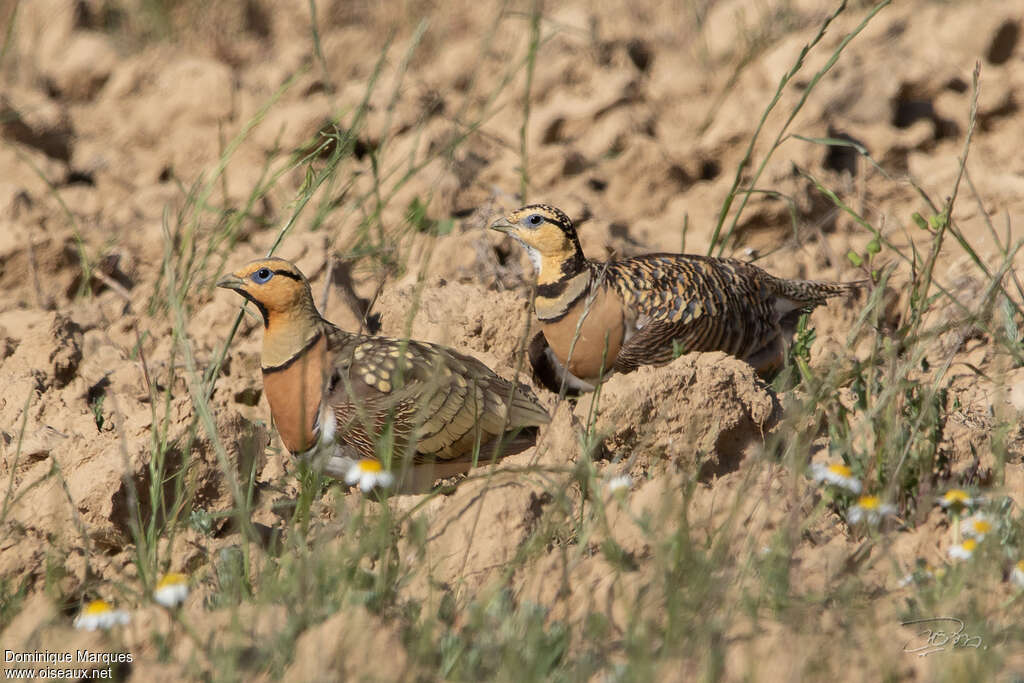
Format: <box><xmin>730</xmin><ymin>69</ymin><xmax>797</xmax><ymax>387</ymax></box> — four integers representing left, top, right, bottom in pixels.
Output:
<box><xmin>709</xmin><ymin>0</ymin><xmax>891</xmax><ymax>256</ymax></box>
<box><xmin>519</xmin><ymin>0</ymin><xmax>542</xmax><ymax>201</ymax></box>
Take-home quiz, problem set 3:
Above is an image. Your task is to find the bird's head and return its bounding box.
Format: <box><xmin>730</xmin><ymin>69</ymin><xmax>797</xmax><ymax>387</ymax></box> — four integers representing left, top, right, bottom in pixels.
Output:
<box><xmin>216</xmin><ymin>258</ymin><xmax>317</xmax><ymax>327</ymax></box>
<box><xmin>490</xmin><ymin>204</ymin><xmax>585</xmax><ymax>280</ymax></box>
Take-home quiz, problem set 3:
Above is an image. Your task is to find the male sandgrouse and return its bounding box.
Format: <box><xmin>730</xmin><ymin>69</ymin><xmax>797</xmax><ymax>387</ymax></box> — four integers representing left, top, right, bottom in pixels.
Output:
<box><xmin>218</xmin><ymin>258</ymin><xmax>550</xmax><ymax>489</ymax></box>
<box><xmin>491</xmin><ymin>204</ymin><xmax>862</xmax><ymax>388</ymax></box>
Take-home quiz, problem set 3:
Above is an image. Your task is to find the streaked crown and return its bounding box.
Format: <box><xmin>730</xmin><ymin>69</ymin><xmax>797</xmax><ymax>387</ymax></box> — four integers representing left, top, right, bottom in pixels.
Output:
<box><xmin>491</xmin><ymin>204</ymin><xmax>585</xmax><ymax>260</ymax></box>
<box><xmin>504</xmin><ymin>204</ymin><xmax>575</xmax><ymax>237</ymax></box>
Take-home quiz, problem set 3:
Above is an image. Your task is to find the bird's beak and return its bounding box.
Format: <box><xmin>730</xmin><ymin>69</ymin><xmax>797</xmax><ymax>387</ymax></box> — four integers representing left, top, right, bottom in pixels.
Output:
<box><xmin>216</xmin><ymin>273</ymin><xmax>246</xmax><ymax>291</ymax></box>
<box><xmin>489</xmin><ymin>216</ymin><xmax>515</xmax><ymax>234</ymax></box>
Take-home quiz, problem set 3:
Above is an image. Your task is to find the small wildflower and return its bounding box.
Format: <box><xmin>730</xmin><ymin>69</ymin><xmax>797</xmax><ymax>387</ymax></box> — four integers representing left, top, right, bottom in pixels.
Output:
<box><xmin>810</xmin><ymin>462</ymin><xmax>862</xmax><ymax>494</ymax></box>
<box><xmin>847</xmin><ymin>495</ymin><xmax>897</xmax><ymax>525</ymax></box>
<box><xmin>73</xmin><ymin>600</ymin><xmax>131</xmax><ymax>631</ymax></box>
<box><xmin>1011</xmin><ymin>560</ymin><xmax>1024</xmax><ymax>589</ymax></box>
<box><xmin>898</xmin><ymin>562</ymin><xmax>945</xmax><ymax>587</ymax></box>
<box><xmin>898</xmin><ymin>571</ymin><xmax>918</xmax><ymax>587</ymax></box>
<box><xmin>606</xmin><ymin>475</ymin><xmax>632</xmax><ymax>494</ymax></box>
<box><xmin>948</xmin><ymin>538</ymin><xmax>978</xmax><ymax>561</ymax></box>
<box><xmin>345</xmin><ymin>459</ymin><xmax>395</xmax><ymax>492</ymax></box>
<box><xmin>154</xmin><ymin>573</ymin><xmax>189</xmax><ymax>608</ymax></box>
<box><xmin>938</xmin><ymin>489</ymin><xmax>978</xmax><ymax>511</ymax></box>
<box><xmin>961</xmin><ymin>514</ymin><xmax>993</xmax><ymax>540</ymax></box>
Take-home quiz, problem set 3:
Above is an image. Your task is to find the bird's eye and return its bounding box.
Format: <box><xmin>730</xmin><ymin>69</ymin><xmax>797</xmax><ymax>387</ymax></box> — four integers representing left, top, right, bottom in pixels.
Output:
<box><xmin>251</xmin><ymin>268</ymin><xmax>274</xmax><ymax>284</ymax></box>
<box><xmin>527</xmin><ymin>214</ymin><xmax>543</xmax><ymax>226</ymax></box>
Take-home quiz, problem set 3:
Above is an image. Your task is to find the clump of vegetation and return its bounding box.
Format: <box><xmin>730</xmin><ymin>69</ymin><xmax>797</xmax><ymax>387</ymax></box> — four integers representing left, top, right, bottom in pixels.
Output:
<box><xmin>2</xmin><ymin>0</ymin><xmax>1022</xmax><ymax>680</ymax></box>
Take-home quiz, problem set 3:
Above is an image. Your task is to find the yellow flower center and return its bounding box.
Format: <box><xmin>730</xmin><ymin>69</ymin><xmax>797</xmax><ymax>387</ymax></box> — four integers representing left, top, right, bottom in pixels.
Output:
<box><xmin>157</xmin><ymin>573</ymin><xmax>188</xmax><ymax>589</ymax></box>
<box><xmin>944</xmin><ymin>489</ymin><xmax>970</xmax><ymax>504</ymax></box>
<box><xmin>828</xmin><ymin>464</ymin><xmax>853</xmax><ymax>477</ymax></box>
<box><xmin>971</xmin><ymin>520</ymin><xmax>992</xmax><ymax>534</ymax></box>
<box><xmin>857</xmin><ymin>495</ymin><xmax>880</xmax><ymax>510</ymax></box>
<box><xmin>1016</xmin><ymin>560</ymin><xmax>1024</xmax><ymax>572</ymax></box>
<box><xmin>83</xmin><ymin>600</ymin><xmax>113</xmax><ymax>615</ymax></box>
<box><xmin>358</xmin><ymin>460</ymin><xmax>383</xmax><ymax>473</ymax></box>
<box><xmin>962</xmin><ymin>539</ymin><xmax>977</xmax><ymax>552</ymax></box>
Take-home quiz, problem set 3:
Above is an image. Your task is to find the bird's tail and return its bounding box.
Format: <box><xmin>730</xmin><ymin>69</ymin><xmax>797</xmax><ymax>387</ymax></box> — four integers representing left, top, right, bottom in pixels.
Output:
<box><xmin>774</xmin><ymin>277</ymin><xmax>868</xmax><ymax>306</ymax></box>
<box><xmin>507</xmin><ymin>385</ymin><xmax>552</xmax><ymax>427</ymax></box>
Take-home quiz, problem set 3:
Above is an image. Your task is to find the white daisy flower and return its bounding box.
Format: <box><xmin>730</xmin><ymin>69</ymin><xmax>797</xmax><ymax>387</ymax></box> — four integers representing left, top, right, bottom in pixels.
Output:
<box><xmin>606</xmin><ymin>475</ymin><xmax>632</xmax><ymax>494</ymax></box>
<box><xmin>1011</xmin><ymin>560</ymin><xmax>1024</xmax><ymax>589</ymax></box>
<box><xmin>948</xmin><ymin>538</ymin><xmax>978</xmax><ymax>561</ymax></box>
<box><xmin>898</xmin><ymin>563</ymin><xmax>944</xmax><ymax>587</ymax></box>
<box><xmin>938</xmin><ymin>489</ymin><xmax>979</xmax><ymax>511</ymax></box>
<box><xmin>810</xmin><ymin>462</ymin><xmax>862</xmax><ymax>494</ymax></box>
<box><xmin>73</xmin><ymin>600</ymin><xmax>131</xmax><ymax>631</ymax></box>
<box><xmin>847</xmin><ymin>495</ymin><xmax>897</xmax><ymax>525</ymax></box>
<box><xmin>961</xmin><ymin>514</ymin><xmax>993</xmax><ymax>540</ymax></box>
<box><xmin>345</xmin><ymin>459</ymin><xmax>395</xmax><ymax>492</ymax></box>
<box><xmin>154</xmin><ymin>573</ymin><xmax>189</xmax><ymax>608</ymax></box>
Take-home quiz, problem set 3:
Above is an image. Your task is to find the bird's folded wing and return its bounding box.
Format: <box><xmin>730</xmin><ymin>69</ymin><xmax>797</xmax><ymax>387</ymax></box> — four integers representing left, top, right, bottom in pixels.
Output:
<box><xmin>326</xmin><ymin>333</ymin><xmax>547</xmax><ymax>462</ymax></box>
<box><xmin>613</xmin><ymin>316</ymin><xmax>709</xmax><ymax>373</ymax></box>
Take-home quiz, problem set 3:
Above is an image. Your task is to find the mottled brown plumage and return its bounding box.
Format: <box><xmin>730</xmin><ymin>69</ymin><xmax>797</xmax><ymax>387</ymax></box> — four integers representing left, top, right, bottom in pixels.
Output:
<box><xmin>217</xmin><ymin>258</ymin><xmax>550</xmax><ymax>485</ymax></box>
<box><xmin>491</xmin><ymin>205</ymin><xmax>863</xmax><ymax>386</ymax></box>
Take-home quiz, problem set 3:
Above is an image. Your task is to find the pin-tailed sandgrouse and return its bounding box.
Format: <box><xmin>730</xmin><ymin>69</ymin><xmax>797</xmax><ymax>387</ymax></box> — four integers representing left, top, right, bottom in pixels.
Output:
<box><xmin>217</xmin><ymin>258</ymin><xmax>550</xmax><ymax>488</ymax></box>
<box><xmin>491</xmin><ymin>205</ymin><xmax>862</xmax><ymax>388</ymax></box>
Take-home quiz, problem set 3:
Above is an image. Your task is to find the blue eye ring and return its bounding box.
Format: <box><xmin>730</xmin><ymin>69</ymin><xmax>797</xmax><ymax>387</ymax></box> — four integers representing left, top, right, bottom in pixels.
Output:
<box><xmin>251</xmin><ymin>267</ymin><xmax>274</xmax><ymax>284</ymax></box>
<box><xmin>527</xmin><ymin>214</ymin><xmax>543</xmax><ymax>226</ymax></box>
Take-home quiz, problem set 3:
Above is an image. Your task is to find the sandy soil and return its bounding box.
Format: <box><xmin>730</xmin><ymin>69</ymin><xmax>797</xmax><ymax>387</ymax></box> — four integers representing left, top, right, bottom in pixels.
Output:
<box><xmin>1</xmin><ymin>0</ymin><xmax>1023</xmax><ymax>679</ymax></box>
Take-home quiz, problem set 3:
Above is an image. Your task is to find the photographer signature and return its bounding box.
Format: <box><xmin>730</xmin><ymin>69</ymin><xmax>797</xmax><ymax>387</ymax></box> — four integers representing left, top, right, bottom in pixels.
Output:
<box><xmin>901</xmin><ymin>617</ymin><xmax>986</xmax><ymax>657</ymax></box>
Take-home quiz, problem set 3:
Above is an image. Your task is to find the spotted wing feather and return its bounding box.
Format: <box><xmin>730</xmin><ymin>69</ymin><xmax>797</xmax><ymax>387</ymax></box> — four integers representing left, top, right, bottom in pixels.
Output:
<box><xmin>323</xmin><ymin>325</ymin><xmax>549</xmax><ymax>463</ymax></box>
<box><xmin>606</xmin><ymin>254</ymin><xmax>862</xmax><ymax>369</ymax></box>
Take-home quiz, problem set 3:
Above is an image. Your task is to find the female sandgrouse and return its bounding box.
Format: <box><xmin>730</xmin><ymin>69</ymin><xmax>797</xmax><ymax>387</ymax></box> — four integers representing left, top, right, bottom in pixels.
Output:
<box><xmin>491</xmin><ymin>205</ymin><xmax>862</xmax><ymax>388</ymax></box>
<box><xmin>218</xmin><ymin>258</ymin><xmax>550</xmax><ymax>489</ymax></box>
